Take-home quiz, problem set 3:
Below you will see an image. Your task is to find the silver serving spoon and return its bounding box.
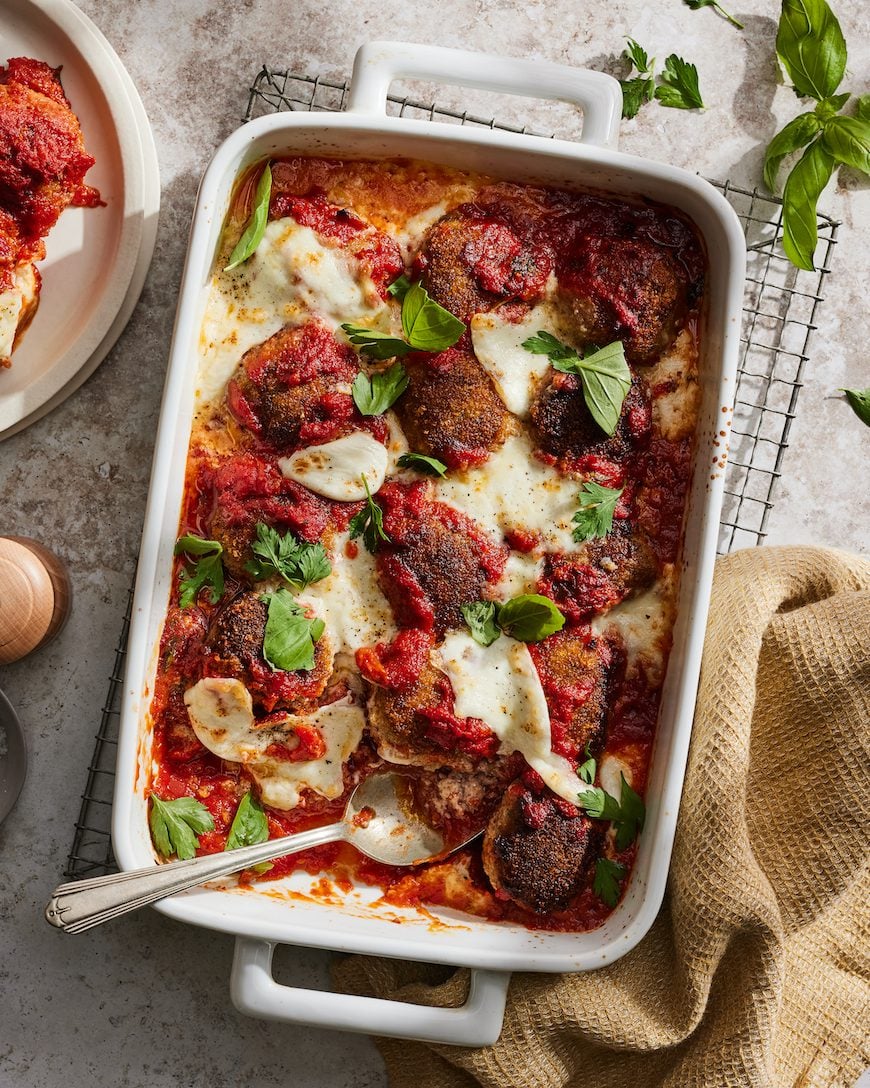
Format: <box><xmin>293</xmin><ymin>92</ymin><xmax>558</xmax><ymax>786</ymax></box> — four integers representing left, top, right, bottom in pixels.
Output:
<box><xmin>45</xmin><ymin>773</ymin><xmax>469</xmax><ymax>934</ymax></box>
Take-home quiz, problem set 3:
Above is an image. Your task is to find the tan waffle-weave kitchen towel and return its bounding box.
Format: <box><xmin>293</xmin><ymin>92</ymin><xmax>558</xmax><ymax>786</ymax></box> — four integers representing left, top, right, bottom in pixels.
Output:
<box><xmin>334</xmin><ymin>546</ymin><xmax>870</xmax><ymax>1088</ymax></box>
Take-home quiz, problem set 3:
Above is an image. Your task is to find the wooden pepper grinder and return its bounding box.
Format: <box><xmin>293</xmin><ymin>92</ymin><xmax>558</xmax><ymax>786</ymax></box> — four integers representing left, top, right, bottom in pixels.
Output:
<box><xmin>0</xmin><ymin>536</ymin><xmax>72</xmax><ymax>664</ymax></box>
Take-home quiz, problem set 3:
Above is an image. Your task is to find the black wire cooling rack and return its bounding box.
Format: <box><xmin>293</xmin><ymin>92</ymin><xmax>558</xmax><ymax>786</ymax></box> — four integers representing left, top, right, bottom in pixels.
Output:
<box><xmin>66</xmin><ymin>67</ymin><xmax>840</xmax><ymax>879</ymax></box>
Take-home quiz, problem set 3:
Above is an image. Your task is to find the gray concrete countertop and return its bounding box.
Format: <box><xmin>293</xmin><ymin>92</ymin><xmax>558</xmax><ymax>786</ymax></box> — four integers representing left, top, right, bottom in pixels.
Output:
<box><xmin>0</xmin><ymin>2</ymin><xmax>866</xmax><ymax>1085</ymax></box>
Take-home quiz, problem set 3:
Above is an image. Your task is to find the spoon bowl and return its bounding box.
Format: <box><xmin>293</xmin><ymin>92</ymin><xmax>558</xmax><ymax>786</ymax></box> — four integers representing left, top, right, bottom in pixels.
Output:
<box><xmin>0</xmin><ymin>688</ymin><xmax>27</xmax><ymax>825</ymax></box>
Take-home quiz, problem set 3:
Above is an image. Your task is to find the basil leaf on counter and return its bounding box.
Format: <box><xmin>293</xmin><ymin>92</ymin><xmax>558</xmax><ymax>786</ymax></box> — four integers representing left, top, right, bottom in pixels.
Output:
<box><xmin>261</xmin><ymin>589</ymin><xmax>324</xmax><ymax>672</ymax></box>
<box><xmin>572</xmin><ymin>482</ymin><xmax>625</xmax><ymax>543</ymax></box>
<box><xmin>496</xmin><ymin>594</ymin><xmax>565</xmax><ymax>643</ymax></box>
<box><xmin>776</xmin><ymin>0</ymin><xmax>846</xmax><ymax>102</ymax></box>
<box><xmin>351</xmin><ymin>362</ymin><xmax>410</xmax><ymax>415</ymax></box>
<box><xmin>397</xmin><ymin>452</ymin><xmax>448</xmax><ymax>477</ymax></box>
<box><xmin>593</xmin><ymin>857</ymin><xmax>626</xmax><ymax>908</ymax></box>
<box><xmin>175</xmin><ymin>534</ymin><xmax>225</xmax><ymax>608</ymax></box>
<box><xmin>348</xmin><ymin>475</ymin><xmax>390</xmax><ymax>554</ymax></box>
<box><xmin>856</xmin><ymin>95</ymin><xmax>870</xmax><ymax>122</ymax></box>
<box><xmin>149</xmin><ymin>795</ymin><xmax>214</xmax><ymax>860</ymax></box>
<box><xmin>341</xmin><ymin>325</ymin><xmax>413</xmax><ymax>361</ymax></box>
<box><xmin>683</xmin><ymin>0</ymin><xmax>744</xmax><ymax>30</ymax></box>
<box><xmin>225</xmin><ymin>791</ymin><xmax>270</xmax><ymax>852</ymax></box>
<box><xmin>654</xmin><ymin>54</ymin><xmax>705</xmax><ymax>110</ymax></box>
<box><xmin>763</xmin><ymin>112</ymin><xmax>822</xmax><ymax>191</ymax></box>
<box><xmin>401</xmin><ymin>281</ymin><xmax>466</xmax><ymax>352</ymax></box>
<box><xmin>841</xmin><ymin>387</ymin><xmax>870</xmax><ymax>427</ymax></box>
<box><xmin>225</xmin><ymin>163</ymin><xmax>272</xmax><ymax>271</ymax></box>
<box><xmin>461</xmin><ymin>601</ymin><xmax>502</xmax><ymax>647</ymax></box>
<box><xmin>245</xmin><ymin>522</ymin><xmax>331</xmax><ymax>590</ymax></box>
<box><xmin>782</xmin><ymin>139</ymin><xmax>836</xmax><ymax>271</ymax></box>
<box><xmin>820</xmin><ymin>115</ymin><xmax>870</xmax><ymax>176</ymax></box>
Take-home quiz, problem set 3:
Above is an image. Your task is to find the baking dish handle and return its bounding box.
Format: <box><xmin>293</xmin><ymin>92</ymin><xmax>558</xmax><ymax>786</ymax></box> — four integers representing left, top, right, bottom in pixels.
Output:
<box><xmin>230</xmin><ymin>936</ymin><xmax>510</xmax><ymax>1046</ymax></box>
<box><xmin>347</xmin><ymin>40</ymin><xmax>622</xmax><ymax>148</ymax></box>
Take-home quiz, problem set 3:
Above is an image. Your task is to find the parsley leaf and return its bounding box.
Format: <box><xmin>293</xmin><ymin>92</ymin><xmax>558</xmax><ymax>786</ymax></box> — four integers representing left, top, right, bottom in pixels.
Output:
<box><xmin>348</xmin><ymin>475</ymin><xmax>390</xmax><ymax>553</ymax></box>
<box><xmin>351</xmin><ymin>362</ymin><xmax>410</xmax><ymax>415</ymax></box>
<box><xmin>341</xmin><ymin>325</ymin><xmax>412</xmax><ymax>361</ymax></box>
<box><xmin>841</xmin><ymin>387</ymin><xmax>870</xmax><ymax>427</ymax></box>
<box><xmin>225</xmin><ymin>163</ymin><xmax>272</xmax><ymax>271</ymax></box>
<box><xmin>397</xmin><ymin>452</ymin><xmax>448</xmax><ymax>477</ymax></box>
<box><xmin>387</xmin><ymin>273</ymin><xmax>413</xmax><ymax>299</ymax></box>
<box><xmin>149</xmin><ymin>795</ymin><xmax>214</xmax><ymax>860</ymax></box>
<box><xmin>683</xmin><ymin>0</ymin><xmax>743</xmax><ymax>30</ymax></box>
<box><xmin>593</xmin><ymin>857</ymin><xmax>626</xmax><ymax>908</ymax></box>
<box><xmin>624</xmin><ymin>38</ymin><xmax>651</xmax><ymax>74</ymax></box>
<box><xmin>523</xmin><ymin>333</ymin><xmax>631</xmax><ymax>436</ymax></box>
<box><xmin>497</xmin><ymin>594</ymin><xmax>565</xmax><ymax>643</ymax></box>
<box><xmin>577</xmin><ymin>747</ymin><xmax>596</xmax><ymax>786</ymax></box>
<box><xmin>614</xmin><ymin>774</ymin><xmax>646</xmax><ymax>850</ymax></box>
<box><xmin>174</xmin><ymin>534</ymin><xmax>225</xmax><ymax>608</ymax></box>
<box><xmin>577</xmin><ymin>786</ymin><xmax>623</xmax><ymax>821</ymax></box>
<box><xmin>226</xmin><ymin>790</ymin><xmax>270</xmax><ymax>852</ymax></box>
<box><xmin>261</xmin><ymin>589</ymin><xmax>325</xmax><ymax>672</ymax></box>
<box><xmin>620</xmin><ymin>77</ymin><xmax>655</xmax><ymax>120</ymax></box>
<box><xmin>763</xmin><ymin>113</ymin><xmax>822</xmax><ymax>192</ymax></box>
<box><xmin>461</xmin><ymin>601</ymin><xmax>502</xmax><ymax>647</ymax></box>
<box><xmin>572</xmin><ymin>482</ymin><xmax>625</xmax><ymax>543</ymax></box>
<box><xmin>654</xmin><ymin>55</ymin><xmax>705</xmax><ymax>110</ymax></box>
<box><xmin>776</xmin><ymin>0</ymin><xmax>846</xmax><ymax>103</ymax></box>
<box><xmin>401</xmin><ymin>281</ymin><xmax>466</xmax><ymax>351</ymax></box>
<box><xmin>245</xmin><ymin>522</ymin><xmax>331</xmax><ymax>590</ymax></box>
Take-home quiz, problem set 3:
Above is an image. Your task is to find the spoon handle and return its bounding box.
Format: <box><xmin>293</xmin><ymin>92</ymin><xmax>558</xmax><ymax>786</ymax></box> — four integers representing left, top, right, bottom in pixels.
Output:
<box><xmin>45</xmin><ymin>823</ymin><xmax>347</xmax><ymax>934</ymax></box>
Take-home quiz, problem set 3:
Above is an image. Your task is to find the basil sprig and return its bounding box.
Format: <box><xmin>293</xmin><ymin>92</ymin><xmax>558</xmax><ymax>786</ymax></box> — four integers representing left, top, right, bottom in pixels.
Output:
<box><xmin>261</xmin><ymin>588</ymin><xmax>325</xmax><ymax>672</ymax></box>
<box><xmin>245</xmin><ymin>522</ymin><xmax>331</xmax><ymax>590</ymax></box>
<box><xmin>572</xmin><ymin>482</ymin><xmax>625</xmax><ymax>542</ymax></box>
<box><xmin>842</xmin><ymin>387</ymin><xmax>870</xmax><ymax>427</ymax></box>
<box><xmin>225</xmin><ymin>791</ymin><xmax>270</xmax><ymax>852</ymax></box>
<box><xmin>522</xmin><ymin>332</ymin><xmax>631</xmax><ymax>437</ymax></box>
<box><xmin>351</xmin><ymin>362</ymin><xmax>409</xmax><ymax>415</ymax></box>
<box><xmin>593</xmin><ymin>857</ymin><xmax>626</xmax><ymax>908</ymax></box>
<box><xmin>341</xmin><ymin>281</ymin><xmax>465</xmax><ymax>360</ymax></box>
<box><xmin>175</xmin><ymin>534</ymin><xmax>225</xmax><ymax>608</ymax></box>
<box><xmin>225</xmin><ymin>163</ymin><xmax>272</xmax><ymax>271</ymax></box>
<box><xmin>763</xmin><ymin>0</ymin><xmax>869</xmax><ymax>271</ymax></box>
<box><xmin>461</xmin><ymin>594</ymin><xmax>565</xmax><ymax>646</ymax></box>
<box><xmin>149</xmin><ymin>795</ymin><xmax>214</xmax><ymax>860</ymax></box>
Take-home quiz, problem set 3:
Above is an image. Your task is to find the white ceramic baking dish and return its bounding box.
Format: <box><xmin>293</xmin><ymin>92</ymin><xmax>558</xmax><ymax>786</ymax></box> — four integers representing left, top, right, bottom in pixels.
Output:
<box><xmin>113</xmin><ymin>41</ymin><xmax>745</xmax><ymax>1047</ymax></box>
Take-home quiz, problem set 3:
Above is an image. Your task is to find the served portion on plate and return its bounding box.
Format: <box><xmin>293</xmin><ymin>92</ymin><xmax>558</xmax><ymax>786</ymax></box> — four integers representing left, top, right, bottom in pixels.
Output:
<box><xmin>0</xmin><ymin>55</ymin><xmax>101</xmax><ymax>366</ymax></box>
<box><xmin>146</xmin><ymin>155</ymin><xmax>705</xmax><ymax>932</ymax></box>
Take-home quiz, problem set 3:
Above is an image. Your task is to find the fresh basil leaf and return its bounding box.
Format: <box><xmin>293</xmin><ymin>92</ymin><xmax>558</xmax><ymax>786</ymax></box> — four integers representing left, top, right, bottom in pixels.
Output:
<box><xmin>497</xmin><ymin>594</ymin><xmax>565</xmax><ymax>643</ymax></box>
<box><xmin>577</xmin><ymin>754</ymin><xmax>596</xmax><ymax>786</ymax></box>
<box><xmin>776</xmin><ymin>0</ymin><xmax>847</xmax><ymax>102</ymax></box>
<box><xmin>821</xmin><ymin>115</ymin><xmax>870</xmax><ymax>175</ymax></box>
<box><xmin>341</xmin><ymin>324</ymin><xmax>412</xmax><ymax>361</ymax></box>
<box><xmin>683</xmin><ymin>0</ymin><xmax>744</xmax><ymax>30</ymax></box>
<box><xmin>593</xmin><ymin>857</ymin><xmax>626</xmax><ymax>908</ymax></box>
<box><xmin>348</xmin><ymin>475</ymin><xmax>390</xmax><ymax>553</ymax></box>
<box><xmin>175</xmin><ymin>534</ymin><xmax>224</xmax><ymax>608</ymax></box>
<box><xmin>763</xmin><ymin>112</ymin><xmax>822</xmax><ymax>192</ymax></box>
<box><xmin>245</xmin><ymin>522</ymin><xmax>331</xmax><ymax>590</ymax></box>
<box><xmin>387</xmin><ymin>273</ymin><xmax>413</xmax><ymax>299</ymax></box>
<box><xmin>815</xmin><ymin>92</ymin><xmax>850</xmax><ymax>121</ymax></box>
<box><xmin>856</xmin><ymin>95</ymin><xmax>870</xmax><ymax>122</ymax></box>
<box><xmin>226</xmin><ymin>791</ymin><xmax>270</xmax><ymax>852</ymax></box>
<box><xmin>149</xmin><ymin>795</ymin><xmax>214</xmax><ymax>860</ymax></box>
<box><xmin>397</xmin><ymin>452</ymin><xmax>448</xmax><ymax>477</ymax></box>
<box><xmin>351</xmin><ymin>363</ymin><xmax>410</xmax><ymax>415</ymax></box>
<box><xmin>614</xmin><ymin>774</ymin><xmax>646</xmax><ymax>851</ymax></box>
<box><xmin>401</xmin><ymin>281</ymin><xmax>466</xmax><ymax>352</ymax></box>
<box><xmin>841</xmin><ymin>388</ymin><xmax>870</xmax><ymax>427</ymax></box>
<box><xmin>461</xmin><ymin>601</ymin><xmax>502</xmax><ymax>647</ymax></box>
<box><xmin>623</xmin><ymin>38</ymin><xmax>651</xmax><ymax>74</ymax></box>
<box><xmin>654</xmin><ymin>54</ymin><xmax>704</xmax><ymax>110</ymax></box>
<box><xmin>620</xmin><ymin>77</ymin><xmax>656</xmax><ymax>120</ymax></box>
<box><xmin>782</xmin><ymin>139</ymin><xmax>836</xmax><ymax>271</ymax></box>
<box><xmin>572</xmin><ymin>482</ymin><xmax>625</xmax><ymax>542</ymax></box>
<box><xmin>225</xmin><ymin>163</ymin><xmax>272</xmax><ymax>271</ymax></box>
<box><xmin>261</xmin><ymin>588</ymin><xmax>324</xmax><ymax>672</ymax></box>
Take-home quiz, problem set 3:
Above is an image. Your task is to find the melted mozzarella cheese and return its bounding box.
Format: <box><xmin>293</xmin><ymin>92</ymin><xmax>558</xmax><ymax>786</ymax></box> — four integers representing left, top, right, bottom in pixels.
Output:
<box><xmin>298</xmin><ymin>533</ymin><xmax>396</xmax><ymax>656</ymax></box>
<box><xmin>591</xmin><ymin>572</ymin><xmax>675</xmax><ymax>684</ymax></box>
<box><xmin>278</xmin><ymin>432</ymin><xmax>388</xmax><ymax>500</ymax></box>
<box><xmin>184</xmin><ymin>677</ymin><xmax>364</xmax><ymax>810</ymax></box>
<box><xmin>197</xmin><ymin>218</ymin><xmax>386</xmax><ymax>403</ymax></box>
<box><xmin>599</xmin><ymin>754</ymin><xmax>633</xmax><ymax>800</ymax></box>
<box><xmin>393</xmin><ymin>201</ymin><xmax>450</xmax><ymax>261</ymax></box>
<box><xmin>0</xmin><ymin>263</ymin><xmax>38</xmax><ymax>362</ymax></box>
<box><xmin>437</xmin><ymin>433</ymin><xmax>581</xmax><ymax>553</ymax></box>
<box><xmin>470</xmin><ymin>303</ymin><xmax>561</xmax><ymax>417</ymax></box>
<box><xmin>497</xmin><ymin>552</ymin><xmax>543</xmax><ymax>597</ymax></box>
<box><xmin>646</xmin><ymin>329</ymin><xmax>700</xmax><ymax>441</ymax></box>
<box><xmin>438</xmin><ymin>632</ymin><xmax>581</xmax><ymax>805</ymax></box>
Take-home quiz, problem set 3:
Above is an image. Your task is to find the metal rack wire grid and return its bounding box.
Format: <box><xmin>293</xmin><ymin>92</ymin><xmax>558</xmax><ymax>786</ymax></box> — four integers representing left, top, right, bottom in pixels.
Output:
<box><xmin>66</xmin><ymin>67</ymin><xmax>839</xmax><ymax>879</ymax></box>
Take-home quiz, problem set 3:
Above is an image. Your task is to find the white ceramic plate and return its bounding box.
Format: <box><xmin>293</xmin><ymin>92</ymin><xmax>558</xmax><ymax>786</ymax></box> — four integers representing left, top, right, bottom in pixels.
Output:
<box><xmin>0</xmin><ymin>0</ymin><xmax>159</xmax><ymax>440</ymax></box>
